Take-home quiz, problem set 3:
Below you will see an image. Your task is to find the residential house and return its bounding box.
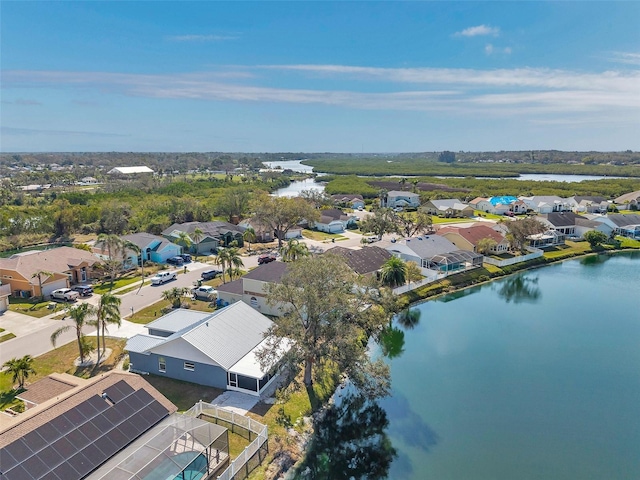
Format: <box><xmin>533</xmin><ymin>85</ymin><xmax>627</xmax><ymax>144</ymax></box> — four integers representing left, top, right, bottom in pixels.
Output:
<box><xmin>476</xmin><ymin>196</ymin><xmax>518</xmax><ymax>215</ymax></box>
<box><xmin>568</xmin><ymin>196</ymin><xmax>609</xmax><ymax>214</ymax></box>
<box><xmin>437</xmin><ymin>224</ymin><xmax>509</xmax><ymax>254</ymax></box>
<box><xmin>589</xmin><ymin>213</ymin><xmax>640</xmax><ymax>239</ymax></box>
<box><xmin>313</xmin><ymin>209</ymin><xmax>357</xmax><ymax>233</ymax></box>
<box><xmin>126</xmin><ymin>302</ymin><xmax>287</xmax><ymax>396</ymax></box>
<box><xmin>239</xmin><ymin>217</ymin><xmax>303</xmax><ymax>243</ymax></box>
<box><xmin>519</xmin><ymin>196</ymin><xmax>571</xmax><ymax>214</ymax></box>
<box><xmin>527</xmin><ymin>230</ymin><xmax>566</xmax><ymax>249</ymax></box>
<box><xmin>0</xmin><ymin>284</ymin><xmax>10</xmax><ymax>312</ymax></box>
<box><xmin>324</xmin><ymin>246</ymin><xmax>392</xmax><ymax>277</ymax></box>
<box><xmin>216</xmin><ymin>261</ymin><xmax>289</xmax><ymax>316</ymax></box>
<box><xmin>331</xmin><ymin>194</ymin><xmax>365</xmax><ymax>210</ymax></box>
<box><xmin>614</xmin><ymin>190</ymin><xmax>640</xmax><ymax>209</ymax></box>
<box><xmin>421</xmin><ymin>199</ymin><xmax>474</xmax><ymax>218</ymax></box>
<box><xmin>468</xmin><ymin>197</ymin><xmax>488</xmax><ymax>211</ymax></box>
<box><xmin>162</xmin><ymin>221</ymin><xmax>246</xmax><ymax>254</ymax></box>
<box><xmin>378</xmin><ymin>235</ymin><xmax>483</xmax><ymax>273</ymax></box>
<box><xmin>0</xmin><ymin>247</ymin><xmax>101</xmax><ymax>298</ymax></box>
<box><xmin>0</xmin><ymin>371</ymin><xmax>232</xmax><ymax>480</ymax></box>
<box><xmin>121</xmin><ymin>232</ymin><xmax>182</xmax><ymax>265</ymax></box>
<box><xmin>381</xmin><ymin>190</ymin><xmax>421</xmax><ymax>209</ymax></box>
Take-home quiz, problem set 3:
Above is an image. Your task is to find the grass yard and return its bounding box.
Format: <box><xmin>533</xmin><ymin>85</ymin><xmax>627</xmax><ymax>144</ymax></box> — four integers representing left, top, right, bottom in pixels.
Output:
<box><xmin>542</xmin><ymin>240</ymin><xmax>593</xmax><ymax>259</ymax></box>
<box><xmin>0</xmin><ymin>332</ymin><xmax>17</xmax><ymax>343</ymax></box>
<box><xmin>128</xmin><ymin>297</ymin><xmax>217</xmax><ymax>324</ymax></box>
<box><xmin>8</xmin><ymin>297</ymin><xmax>62</xmax><ymax>318</ymax></box>
<box><xmin>474</xmin><ymin>210</ymin><xmax>504</xmax><ymax>220</ymax></box>
<box><xmin>0</xmin><ymin>338</ymin><xmax>127</xmax><ymax>393</ymax></box>
<box><xmin>142</xmin><ymin>374</ymin><xmax>223</xmax><ymax>411</ymax></box>
<box><xmin>617</xmin><ymin>236</ymin><xmax>640</xmax><ymax>248</ymax></box>
<box><xmin>93</xmin><ymin>275</ymin><xmax>143</xmax><ymax>295</ymax></box>
<box><xmin>302</xmin><ymin>229</ymin><xmax>347</xmax><ymax>241</ymax></box>
<box><xmin>431</xmin><ymin>216</ymin><xmax>476</xmax><ymax>225</ymax></box>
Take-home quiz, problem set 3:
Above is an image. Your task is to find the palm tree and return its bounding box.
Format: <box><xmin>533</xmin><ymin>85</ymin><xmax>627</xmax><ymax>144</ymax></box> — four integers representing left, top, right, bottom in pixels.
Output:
<box><xmin>225</xmin><ymin>247</ymin><xmax>244</xmax><ymax>281</ymax></box>
<box><xmin>190</xmin><ymin>228</ymin><xmax>204</xmax><ymax>260</ymax></box>
<box><xmin>31</xmin><ymin>270</ymin><xmax>53</xmax><ymax>300</ymax></box>
<box><xmin>94</xmin><ymin>293</ymin><xmax>121</xmax><ymax>363</ymax></box>
<box><xmin>214</xmin><ymin>249</ymin><xmax>230</xmax><ymax>283</ymax></box>
<box><xmin>398</xmin><ymin>177</ymin><xmax>407</xmax><ymax>190</ymax></box>
<box><xmin>380</xmin><ymin>256</ymin><xmax>408</xmax><ymax>288</ymax></box>
<box><xmin>50</xmin><ymin>303</ymin><xmax>96</xmax><ymax>364</ymax></box>
<box><xmin>280</xmin><ymin>238</ymin><xmax>309</xmax><ymax>262</ymax></box>
<box><xmin>177</xmin><ymin>231</ymin><xmax>192</xmax><ymax>255</ymax></box>
<box><xmin>3</xmin><ymin>355</ymin><xmax>36</xmax><ymax>390</ymax></box>
<box><xmin>162</xmin><ymin>287</ymin><xmax>187</xmax><ymax>308</ymax></box>
<box><xmin>122</xmin><ymin>240</ymin><xmax>144</xmax><ymax>294</ymax></box>
<box><xmin>97</xmin><ymin>233</ymin><xmax>124</xmax><ymax>289</ymax></box>
<box><xmin>242</xmin><ymin>227</ymin><xmax>256</xmax><ymax>252</ymax></box>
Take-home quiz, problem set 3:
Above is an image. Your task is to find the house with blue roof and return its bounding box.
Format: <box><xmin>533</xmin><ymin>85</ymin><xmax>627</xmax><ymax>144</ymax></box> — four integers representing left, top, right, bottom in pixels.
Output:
<box><xmin>126</xmin><ymin>302</ymin><xmax>287</xmax><ymax>396</ymax></box>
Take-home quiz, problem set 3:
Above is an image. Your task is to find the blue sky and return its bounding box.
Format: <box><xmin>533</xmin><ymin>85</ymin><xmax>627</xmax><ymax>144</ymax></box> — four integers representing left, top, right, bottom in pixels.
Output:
<box><xmin>2</xmin><ymin>1</ymin><xmax>639</xmax><ymax>153</ymax></box>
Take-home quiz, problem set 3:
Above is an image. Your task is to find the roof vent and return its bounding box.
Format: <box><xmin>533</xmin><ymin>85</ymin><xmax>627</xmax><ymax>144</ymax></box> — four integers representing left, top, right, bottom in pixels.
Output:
<box><xmin>417</xmin><ymin>237</ymin><xmax>422</xmax><ymax>240</ymax></box>
<box><xmin>101</xmin><ymin>392</ymin><xmax>116</xmax><ymax>405</ymax></box>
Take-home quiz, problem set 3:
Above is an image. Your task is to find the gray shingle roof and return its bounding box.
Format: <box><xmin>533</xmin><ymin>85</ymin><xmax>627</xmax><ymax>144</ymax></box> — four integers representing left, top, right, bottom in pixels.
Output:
<box><xmin>325</xmin><ymin>246</ymin><xmax>392</xmax><ymax>275</ymax></box>
<box><xmin>541</xmin><ymin>212</ymin><xmax>586</xmax><ymax>227</ymax></box>
<box><xmin>382</xmin><ymin>235</ymin><xmax>458</xmax><ymax>259</ymax></box>
<box><xmin>216</xmin><ymin>278</ymin><xmax>244</xmax><ymax>295</ymax></box>
<box><xmin>131</xmin><ymin>302</ymin><xmax>274</xmax><ymax>371</ymax></box>
<box><xmin>606</xmin><ymin>213</ymin><xmax>640</xmax><ymax>227</ymax></box>
<box><xmin>243</xmin><ymin>261</ymin><xmax>289</xmax><ymax>283</ymax></box>
<box><xmin>121</xmin><ymin>232</ymin><xmax>174</xmax><ymax>252</ymax></box>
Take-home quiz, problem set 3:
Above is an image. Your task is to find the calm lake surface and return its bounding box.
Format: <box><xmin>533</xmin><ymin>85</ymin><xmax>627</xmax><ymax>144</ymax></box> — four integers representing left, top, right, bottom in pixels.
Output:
<box><xmin>381</xmin><ymin>253</ymin><xmax>640</xmax><ymax>479</ymax></box>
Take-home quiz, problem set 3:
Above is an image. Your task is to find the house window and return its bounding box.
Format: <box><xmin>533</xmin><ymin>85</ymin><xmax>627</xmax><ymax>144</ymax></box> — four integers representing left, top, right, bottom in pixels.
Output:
<box><xmin>159</xmin><ymin>357</ymin><xmax>166</xmax><ymax>373</ymax></box>
<box><xmin>184</xmin><ymin>362</ymin><xmax>195</xmax><ymax>371</ymax></box>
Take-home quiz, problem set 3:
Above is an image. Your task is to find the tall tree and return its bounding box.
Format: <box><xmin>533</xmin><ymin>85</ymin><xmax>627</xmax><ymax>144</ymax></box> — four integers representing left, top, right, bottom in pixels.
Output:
<box><xmin>122</xmin><ymin>240</ymin><xmax>144</xmax><ymax>293</ymax></box>
<box><xmin>438</xmin><ymin>151</ymin><xmax>456</xmax><ymax>163</ymax></box>
<box><xmin>97</xmin><ymin>233</ymin><xmax>125</xmax><ymax>288</ymax></box>
<box><xmin>380</xmin><ymin>257</ymin><xmax>408</xmax><ymax>288</ymax></box>
<box><xmin>359</xmin><ymin>208</ymin><xmax>397</xmax><ymax>240</ymax></box>
<box><xmin>177</xmin><ymin>231</ymin><xmax>192</xmax><ymax>254</ymax></box>
<box><xmin>251</xmin><ymin>192</ymin><xmax>320</xmax><ymax>247</ymax></box>
<box><xmin>31</xmin><ymin>270</ymin><xmax>53</xmax><ymax>300</ymax></box>
<box><xmin>50</xmin><ymin>303</ymin><xmax>96</xmax><ymax>364</ymax></box>
<box><xmin>224</xmin><ymin>246</ymin><xmax>244</xmax><ymax>280</ymax></box>
<box><xmin>214</xmin><ymin>249</ymin><xmax>229</xmax><ymax>283</ymax></box>
<box><xmin>94</xmin><ymin>293</ymin><xmax>121</xmax><ymax>362</ymax></box>
<box><xmin>3</xmin><ymin>355</ymin><xmax>36</xmax><ymax>390</ymax></box>
<box><xmin>280</xmin><ymin>238</ymin><xmax>309</xmax><ymax>262</ymax></box>
<box><xmin>190</xmin><ymin>227</ymin><xmax>204</xmax><ymax>259</ymax></box>
<box><xmin>162</xmin><ymin>287</ymin><xmax>187</xmax><ymax>308</ymax></box>
<box><xmin>242</xmin><ymin>227</ymin><xmax>256</xmax><ymax>252</ymax></box>
<box><xmin>505</xmin><ymin>217</ymin><xmax>547</xmax><ymax>252</ymax></box>
<box><xmin>394</xmin><ymin>211</ymin><xmax>433</xmax><ymax>238</ymax></box>
<box><xmin>300</xmin><ymin>189</ymin><xmax>332</xmax><ymax>209</ymax></box>
<box><xmin>216</xmin><ymin>187</ymin><xmax>251</xmax><ymax>222</ymax></box>
<box><xmin>259</xmin><ymin>255</ymin><xmax>392</xmax><ymax>396</ymax></box>
<box><xmin>583</xmin><ymin>230</ymin><xmax>608</xmax><ymax>248</ymax></box>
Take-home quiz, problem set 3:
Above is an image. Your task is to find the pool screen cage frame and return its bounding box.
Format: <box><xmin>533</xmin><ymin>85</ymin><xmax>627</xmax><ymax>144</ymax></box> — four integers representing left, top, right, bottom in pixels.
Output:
<box><xmin>89</xmin><ymin>414</ymin><xmax>229</xmax><ymax>480</ymax></box>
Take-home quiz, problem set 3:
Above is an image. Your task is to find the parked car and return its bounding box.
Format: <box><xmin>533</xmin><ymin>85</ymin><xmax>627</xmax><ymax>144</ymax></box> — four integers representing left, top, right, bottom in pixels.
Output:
<box><xmin>191</xmin><ymin>285</ymin><xmax>217</xmax><ymax>301</ymax></box>
<box><xmin>167</xmin><ymin>256</ymin><xmax>184</xmax><ymax>266</ymax></box>
<box><xmin>151</xmin><ymin>271</ymin><xmax>177</xmax><ymax>285</ymax></box>
<box><xmin>179</xmin><ymin>254</ymin><xmax>192</xmax><ymax>263</ymax></box>
<box><xmin>365</xmin><ymin>236</ymin><xmax>378</xmax><ymax>243</ymax></box>
<box><xmin>50</xmin><ymin>288</ymin><xmax>79</xmax><ymax>302</ymax></box>
<box><xmin>201</xmin><ymin>269</ymin><xmax>222</xmax><ymax>280</ymax></box>
<box><xmin>258</xmin><ymin>254</ymin><xmax>277</xmax><ymax>265</ymax></box>
<box><xmin>393</xmin><ymin>207</ymin><xmax>404</xmax><ymax>213</ymax></box>
<box><xmin>71</xmin><ymin>285</ymin><xmax>93</xmax><ymax>297</ymax></box>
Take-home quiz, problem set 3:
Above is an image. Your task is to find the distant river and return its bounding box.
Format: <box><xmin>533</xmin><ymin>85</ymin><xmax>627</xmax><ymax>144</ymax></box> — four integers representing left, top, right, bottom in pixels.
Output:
<box><xmin>379</xmin><ymin>252</ymin><xmax>640</xmax><ymax>479</ymax></box>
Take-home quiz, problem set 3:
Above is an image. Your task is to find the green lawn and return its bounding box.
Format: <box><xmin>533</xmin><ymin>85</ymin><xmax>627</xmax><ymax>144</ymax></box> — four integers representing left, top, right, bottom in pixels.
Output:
<box><xmin>542</xmin><ymin>240</ymin><xmax>594</xmax><ymax>259</ymax></box>
<box><xmin>617</xmin><ymin>236</ymin><xmax>640</xmax><ymax>248</ymax></box>
<box><xmin>8</xmin><ymin>298</ymin><xmax>61</xmax><ymax>318</ymax></box>
<box><xmin>473</xmin><ymin>210</ymin><xmax>504</xmax><ymax>220</ymax></box>
<box><xmin>93</xmin><ymin>275</ymin><xmax>142</xmax><ymax>295</ymax></box>
<box><xmin>0</xmin><ymin>338</ymin><xmax>126</xmax><ymax>392</ymax></box>
<box><xmin>302</xmin><ymin>229</ymin><xmax>347</xmax><ymax>241</ymax></box>
<box><xmin>0</xmin><ymin>332</ymin><xmax>17</xmax><ymax>343</ymax></box>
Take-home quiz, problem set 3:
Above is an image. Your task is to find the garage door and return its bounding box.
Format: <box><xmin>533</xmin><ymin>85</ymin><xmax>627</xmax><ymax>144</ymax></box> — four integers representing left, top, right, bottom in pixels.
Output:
<box><xmin>42</xmin><ymin>279</ymin><xmax>68</xmax><ymax>297</ymax></box>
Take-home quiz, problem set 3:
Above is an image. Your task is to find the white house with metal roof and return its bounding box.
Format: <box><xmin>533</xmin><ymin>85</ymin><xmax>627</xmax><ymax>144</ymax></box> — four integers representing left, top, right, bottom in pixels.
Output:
<box><xmin>126</xmin><ymin>302</ymin><xmax>286</xmax><ymax>396</ymax></box>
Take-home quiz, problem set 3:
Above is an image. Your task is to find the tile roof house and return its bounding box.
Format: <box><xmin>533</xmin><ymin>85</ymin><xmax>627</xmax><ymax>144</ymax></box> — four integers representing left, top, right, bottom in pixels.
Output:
<box><xmin>162</xmin><ymin>221</ymin><xmax>246</xmax><ymax>254</ymax></box>
<box><xmin>126</xmin><ymin>302</ymin><xmax>287</xmax><ymax>396</ymax></box>
<box><xmin>324</xmin><ymin>246</ymin><xmax>392</xmax><ymax>276</ymax></box>
<box><xmin>437</xmin><ymin>224</ymin><xmax>509</xmax><ymax>254</ymax></box>
<box><xmin>216</xmin><ymin>261</ymin><xmax>290</xmax><ymax>316</ymax></box>
<box><xmin>0</xmin><ymin>247</ymin><xmax>101</xmax><ymax>298</ymax></box>
<box><xmin>421</xmin><ymin>199</ymin><xmax>474</xmax><ymax>217</ymax></box>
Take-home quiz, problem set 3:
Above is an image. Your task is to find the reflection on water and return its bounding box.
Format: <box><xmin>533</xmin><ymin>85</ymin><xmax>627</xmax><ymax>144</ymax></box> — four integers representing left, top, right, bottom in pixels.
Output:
<box><xmin>396</xmin><ymin>307</ymin><xmax>421</xmax><ymax>330</ymax></box>
<box><xmin>494</xmin><ymin>274</ymin><xmax>541</xmax><ymax>304</ymax></box>
<box><xmin>580</xmin><ymin>253</ymin><xmax>611</xmax><ymax>266</ymax></box>
<box><xmin>295</xmin><ymin>390</ymin><xmax>397</xmax><ymax>479</ymax></box>
<box><xmin>380</xmin><ymin>326</ymin><xmax>405</xmax><ymax>359</ymax></box>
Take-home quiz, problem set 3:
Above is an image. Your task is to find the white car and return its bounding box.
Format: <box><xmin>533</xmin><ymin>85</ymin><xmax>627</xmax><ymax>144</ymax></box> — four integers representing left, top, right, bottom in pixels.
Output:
<box><xmin>151</xmin><ymin>271</ymin><xmax>177</xmax><ymax>285</ymax></box>
<box><xmin>191</xmin><ymin>285</ymin><xmax>217</xmax><ymax>300</ymax></box>
<box><xmin>50</xmin><ymin>288</ymin><xmax>79</xmax><ymax>301</ymax></box>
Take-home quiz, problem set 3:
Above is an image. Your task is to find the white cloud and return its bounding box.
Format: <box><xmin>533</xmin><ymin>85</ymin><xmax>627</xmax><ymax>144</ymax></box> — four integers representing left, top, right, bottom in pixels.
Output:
<box><xmin>454</xmin><ymin>25</ymin><xmax>500</xmax><ymax>37</ymax></box>
<box><xmin>485</xmin><ymin>44</ymin><xmax>494</xmax><ymax>55</ymax></box>
<box><xmin>166</xmin><ymin>34</ymin><xmax>239</xmax><ymax>42</ymax></box>
<box><xmin>609</xmin><ymin>52</ymin><xmax>640</xmax><ymax>65</ymax></box>
<box><xmin>3</xmin><ymin>66</ymin><xmax>638</xmax><ymax>123</ymax></box>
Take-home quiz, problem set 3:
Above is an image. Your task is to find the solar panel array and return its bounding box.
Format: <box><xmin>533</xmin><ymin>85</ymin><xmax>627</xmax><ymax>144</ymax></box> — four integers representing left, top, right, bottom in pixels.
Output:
<box><xmin>0</xmin><ymin>380</ymin><xmax>170</xmax><ymax>480</ymax></box>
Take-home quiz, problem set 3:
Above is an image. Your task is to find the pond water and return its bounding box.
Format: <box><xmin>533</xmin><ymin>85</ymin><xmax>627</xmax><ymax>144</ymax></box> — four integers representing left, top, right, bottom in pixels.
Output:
<box><xmin>380</xmin><ymin>252</ymin><xmax>640</xmax><ymax>479</ymax></box>
<box><xmin>304</xmin><ymin>253</ymin><xmax>640</xmax><ymax>479</ymax></box>
<box><xmin>272</xmin><ymin>178</ymin><xmax>326</xmax><ymax>197</ymax></box>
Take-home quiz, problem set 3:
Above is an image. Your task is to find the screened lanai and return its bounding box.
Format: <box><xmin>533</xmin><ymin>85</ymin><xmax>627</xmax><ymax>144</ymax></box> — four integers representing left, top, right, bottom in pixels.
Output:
<box><xmin>428</xmin><ymin>250</ymin><xmax>483</xmax><ymax>272</ymax></box>
<box><xmin>89</xmin><ymin>414</ymin><xmax>228</xmax><ymax>480</ymax></box>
